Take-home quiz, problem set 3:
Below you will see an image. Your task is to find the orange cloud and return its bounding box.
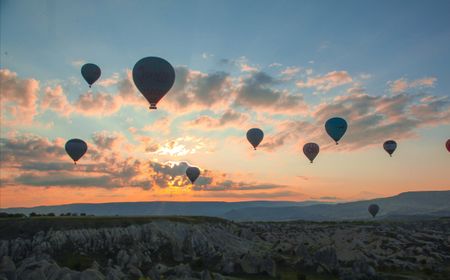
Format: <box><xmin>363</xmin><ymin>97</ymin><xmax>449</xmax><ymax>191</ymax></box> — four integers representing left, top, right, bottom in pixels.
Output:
<box><xmin>41</xmin><ymin>85</ymin><xmax>72</xmax><ymax>116</ymax></box>
<box><xmin>296</xmin><ymin>70</ymin><xmax>352</xmax><ymax>92</ymax></box>
<box><xmin>388</xmin><ymin>77</ymin><xmax>437</xmax><ymax>93</ymax></box>
<box><xmin>0</xmin><ymin>69</ymin><xmax>40</xmax><ymax>124</ymax></box>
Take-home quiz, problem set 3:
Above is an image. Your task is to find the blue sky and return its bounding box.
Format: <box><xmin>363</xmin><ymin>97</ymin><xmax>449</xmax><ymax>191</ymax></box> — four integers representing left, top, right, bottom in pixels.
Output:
<box><xmin>1</xmin><ymin>0</ymin><xmax>449</xmax><ymax>207</ymax></box>
<box><xmin>3</xmin><ymin>0</ymin><xmax>450</xmax><ymax>86</ymax></box>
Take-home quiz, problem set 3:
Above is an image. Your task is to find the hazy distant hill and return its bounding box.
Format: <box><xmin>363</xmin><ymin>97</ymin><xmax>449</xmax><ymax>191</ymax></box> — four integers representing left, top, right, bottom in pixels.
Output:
<box><xmin>1</xmin><ymin>191</ymin><xmax>449</xmax><ymax>221</ymax></box>
<box><xmin>223</xmin><ymin>190</ymin><xmax>450</xmax><ymax>221</ymax></box>
<box><xmin>0</xmin><ymin>200</ymin><xmax>321</xmax><ymax>217</ymax></box>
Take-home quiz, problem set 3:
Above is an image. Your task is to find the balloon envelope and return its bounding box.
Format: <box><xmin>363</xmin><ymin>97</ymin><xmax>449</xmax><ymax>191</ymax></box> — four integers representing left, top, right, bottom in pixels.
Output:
<box><xmin>303</xmin><ymin>143</ymin><xmax>320</xmax><ymax>163</ymax></box>
<box><xmin>186</xmin><ymin>166</ymin><xmax>200</xmax><ymax>184</ymax></box>
<box><xmin>325</xmin><ymin>117</ymin><xmax>347</xmax><ymax>144</ymax></box>
<box><xmin>246</xmin><ymin>128</ymin><xmax>264</xmax><ymax>150</ymax></box>
<box><xmin>132</xmin><ymin>57</ymin><xmax>175</xmax><ymax>109</ymax></box>
<box><xmin>383</xmin><ymin>140</ymin><xmax>397</xmax><ymax>157</ymax></box>
<box><xmin>446</xmin><ymin>139</ymin><xmax>450</xmax><ymax>152</ymax></box>
<box><xmin>81</xmin><ymin>63</ymin><xmax>101</xmax><ymax>87</ymax></box>
<box><xmin>368</xmin><ymin>204</ymin><xmax>380</xmax><ymax>218</ymax></box>
<box><xmin>65</xmin><ymin>139</ymin><xmax>88</xmax><ymax>164</ymax></box>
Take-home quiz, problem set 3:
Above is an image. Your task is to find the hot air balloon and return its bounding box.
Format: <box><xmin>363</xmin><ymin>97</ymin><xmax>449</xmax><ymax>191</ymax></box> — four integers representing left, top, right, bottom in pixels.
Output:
<box><xmin>446</xmin><ymin>139</ymin><xmax>450</xmax><ymax>152</ymax></box>
<box><xmin>65</xmin><ymin>139</ymin><xmax>88</xmax><ymax>164</ymax></box>
<box><xmin>132</xmin><ymin>57</ymin><xmax>175</xmax><ymax>109</ymax></box>
<box><xmin>186</xmin><ymin>166</ymin><xmax>200</xmax><ymax>184</ymax></box>
<box><xmin>325</xmin><ymin>117</ymin><xmax>347</xmax><ymax>144</ymax></box>
<box><xmin>303</xmin><ymin>143</ymin><xmax>320</xmax><ymax>163</ymax></box>
<box><xmin>383</xmin><ymin>140</ymin><xmax>397</xmax><ymax>157</ymax></box>
<box><xmin>368</xmin><ymin>204</ymin><xmax>380</xmax><ymax>218</ymax></box>
<box><xmin>81</xmin><ymin>63</ymin><xmax>101</xmax><ymax>88</ymax></box>
<box><xmin>246</xmin><ymin>128</ymin><xmax>264</xmax><ymax>150</ymax></box>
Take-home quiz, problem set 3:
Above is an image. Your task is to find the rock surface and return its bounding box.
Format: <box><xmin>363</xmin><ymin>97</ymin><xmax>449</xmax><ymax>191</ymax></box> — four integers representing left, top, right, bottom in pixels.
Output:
<box><xmin>0</xmin><ymin>218</ymin><xmax>449</xmax><ymax>279</ymax></box>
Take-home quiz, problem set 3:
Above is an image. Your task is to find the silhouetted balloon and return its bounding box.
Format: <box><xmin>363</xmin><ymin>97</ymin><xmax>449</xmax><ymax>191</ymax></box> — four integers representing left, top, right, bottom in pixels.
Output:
<box><xmin>368</xmin><ymin>204</ymin><xmax>380</xmax><ymax>218</ymax></box>
<box><xmin>186</xmin><ymin>166</ymin><xmax>200</xmax><ymax>184</ymax></box>
<box><xmin>81</xmin><ymin>63</ymin><xmax>101</xmax><ymax>88</ymax></box>
<box><xmin>383</xmin><ymin>140</ymin><xmax>397</xmax><ymax>157</ymax></box>
<box><xmin>303</xmin><ymin>143</ymin><xmax>320</xmax><ymax>163</ymax></box>
<box><xmin>65</xmin><ymin>139</ymin><xmax>88</xmax><ymax>164</ymax></box>
<box><xmin>246</xmin><ymin>128</ymin><xmax>264</xmax><ymax>150</ymax></box>
<box><xmin>446</xmin><ymin>139</ymin><xmax>450</xmax><ymax>152</ymax></box>
<box><xmin>325</xmin><ymin>117</ymin><xmax>347</xmax><ymax>144</ymax></box>
<box><xmin>132</xmin><ymin>57</ymin><xmax>175</xmax><ymax>109</ymax></box>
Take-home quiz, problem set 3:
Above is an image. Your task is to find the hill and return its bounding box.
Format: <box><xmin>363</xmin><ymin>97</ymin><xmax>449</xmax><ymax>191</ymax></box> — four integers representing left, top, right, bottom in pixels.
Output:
<box><xmin>0</xmin><ymin>200</ymin><xmax>321</xmax><ymax>217</ymax></box>
<box><xmin>223</xmin><ymin>190</ymin><xmax>450</xmax><ymax>221</ymax></box>
<box><xmin>1</xmin><ymin>190</ymin><xmax>449</xmax><ymax>221</ymax></box>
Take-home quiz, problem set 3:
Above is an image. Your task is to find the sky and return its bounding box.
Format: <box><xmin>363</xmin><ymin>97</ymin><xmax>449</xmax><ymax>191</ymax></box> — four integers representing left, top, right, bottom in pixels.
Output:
<box><xmin>1</xmin><ymin>0</ymin><xmax>449</xmax><ymax>208</ymax></box>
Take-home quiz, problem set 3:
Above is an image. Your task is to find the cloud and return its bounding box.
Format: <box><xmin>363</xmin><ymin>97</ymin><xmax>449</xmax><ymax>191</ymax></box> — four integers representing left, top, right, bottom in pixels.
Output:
<box><xmin>40</xmin><ymin>85</ymin><xmax>72</xmax><ymax>116</ymax></box>
<box><xmin>0</xmin><ymin>132</ymin><xmax>293</xmax><ymax>194</ymax></box>
<box><xmin>192</xmin><ymin>181</ymin><xmax>286</xmax><ymax>192</ymax></box>
<box><xmin>216</xmin><ymin>56</ymin><xmax>259</xmax><ymax>72</ymax></box>
<box><xmin>0</xmin><ymin>134</ymin><xmax>66</xmax><ymax>164</ymax></box>
<box><xmin>388</xmin><ymin>77</ymin><xmax>437</xmax><ymax>93</ymax></box>
<box><xmin>312</xmin><ymin>92</ymin><xmax>450</xmax><ymax>150</ymax></box>
<box><xmin>74</xmin><ymin>91</ymin><xmax>121</xmax><ymax>115</ymax></box>
<box><xmin>236</xmin><ymin>56</ymin><xmax>259</xmax><ymax>72</ymax></box>
<box><xmin>98</xmin><ymin>72</ymin><xmax>120</xmax><ymax>87</ymax></box>
<box><xmin>141</xmin><ymin>116</ymin><xmax>173</xmax><ymax>135</ymax></box>
<box><xmin>234</xmin><ymin>71</ymin><xmax>308</xmax><ymax>114</ymax></box>
<box><xmin>296</xmin><ymin>71</ymin><xmax>352</xmax><ymax>92</ymax></box>
<box><xmin>187</xmin><ymin>110</ymin><xmax>249</xmax><ymax>129</ymax></box>
<box><xmin>259</xmin><ymin>91</ymin><xmax>450</xmax><ymax>152</ymax></box>
<box><xmin>147</xmin><ymin>136</ymin><xmax>215</xmax><ymax>156</ymax></box>
<box><xmin>259</xmin><ymin>120</ymin><xmax>315</xmax><ymax>151</ymax></box>
<box><xmin>201</xmin><ymin>52</ymin><xmax>214</xmax><ymax>59</ymax></box>
<box><xmin>269</xmin><ymin>62</ymin><xmax>282</xmax><ymax>68</ymax></box>
<box><xmin>16</xmin><ymin>173</ymin><xmax>112</xmax><ymax>187</ymax></box>
<box><xmin>240</xmin><ymin>64</ymin><xmax>259</xmax><ymax>72</ymax></box>
<box><xmin>161</xmin><ymin>66</ymin><xmax>232</xmax><ymax>111</ymax></box>
<box><xmin>280</xmin><ymin>66</ymin><xmax>301</xmax><ymax>80</ymax></box>
<box><xmin>0</xmin><ymin>69</ymin><xmax>40</xmax><ymax>124</ymax></box>
<box><xmin>71</xmin><ymin>60</ymin><xmax>85</xmax><ymax>67</ymax></box>
<box><xmin>92</xmin><ymin>131</ymin><xmax>127</xmax><ymax>151</ymax></box>
<box><xmin>0</xmin><ymin>134</ymin><xmax>152</xmax><ymax>190</ymax></box>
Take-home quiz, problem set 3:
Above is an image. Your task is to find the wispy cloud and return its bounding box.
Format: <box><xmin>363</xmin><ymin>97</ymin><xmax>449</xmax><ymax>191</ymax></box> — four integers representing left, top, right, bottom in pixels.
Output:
<box><xmin>280</xmin><ymin>66</ymin><xmax>301</xmax><ymax>80</ymax></box>
<box><xmin>388</xmin><ymin>77</ymin><xmax>437</xmax><ymax>93</ymax></box>
<box><xmin>186</xmin><ymin>110</ymin><xmax>249</xmax><ymax>129</ymax></box>
<box><xmin>71</xmin><ymin>59</ymin><xmax>85</xmax><ymax>67</ymax></box>
<box><xmin>296</xmin><ymin>70</ymin><xmax>352</xmax><ymax>92</ymax></box>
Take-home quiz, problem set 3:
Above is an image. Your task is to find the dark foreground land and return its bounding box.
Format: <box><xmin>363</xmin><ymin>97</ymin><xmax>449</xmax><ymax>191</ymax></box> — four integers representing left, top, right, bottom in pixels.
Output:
<box><xmin>0</xmin><ymin>216</ymin><xmax>449</xmax><ymax>280</ymax></box>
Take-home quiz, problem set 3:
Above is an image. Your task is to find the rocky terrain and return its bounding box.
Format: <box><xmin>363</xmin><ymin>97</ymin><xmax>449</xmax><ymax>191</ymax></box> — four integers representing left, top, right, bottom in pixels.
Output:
<box><xmin>0</xmin><ymin>217</ymin><xmax>449</xmax><ymax>280</ymax></box>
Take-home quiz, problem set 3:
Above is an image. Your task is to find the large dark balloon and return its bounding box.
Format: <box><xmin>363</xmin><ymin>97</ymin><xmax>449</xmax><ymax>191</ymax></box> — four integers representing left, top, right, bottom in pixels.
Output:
<box><xmin>303</xmin><ymin>143</ymin><xmax>320</xmax><ymax>163</ymax></box>
<box><xmin>246</xmin><ymin>128</ymin><xmax>264</xmax><ymax>150</ymax></box>
<box><xmin>81</xmin><ymin>63</ymin><xmax>101</xmax><ymax>88</ymax></box>
<box><xmin>368</xmin><ymin>204</ymin><xmax>380</xmax><ymax>218</ymax></box>
<box><xmin>383</xmin><ymin>140</ymin><xmax>397</xmax><ymax>157</ymax></box>
<box><xmin>325</xmin><ymin>117</ymin><xmax>347</xmax><ymax>144</ymax></box>
<box><xmin>65</xmin><ymin>139</ymin><xmax>88</xmax><ymax>164</ymax></box>
<box><xmin>446</xmin><ymin>139</ymin><xmax>450</xmax><ymax>152</ymax></box>
<box><xmin>132</xmin><ymin>57</ymin><xmax>175</xmax><ymax>109</ymax></box>
<box><xmin>186</xmin><ymin>166</ymin><xmax>200</xmax><ymax>184</ymax></box>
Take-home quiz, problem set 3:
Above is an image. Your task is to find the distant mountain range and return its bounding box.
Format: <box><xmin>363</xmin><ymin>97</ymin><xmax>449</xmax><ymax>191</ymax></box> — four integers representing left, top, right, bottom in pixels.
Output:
<box><xmin>1</xmin><ymin>190</ymin><xmax>449</xmax><ymax>221</ymax></box>
<box><xmin>224</xmin><ymin>190</ymin><xmax>450</xmax><ymax>221</ymax></box>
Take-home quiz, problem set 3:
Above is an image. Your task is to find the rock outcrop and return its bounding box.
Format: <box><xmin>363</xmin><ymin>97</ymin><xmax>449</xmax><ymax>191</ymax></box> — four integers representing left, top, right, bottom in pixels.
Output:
<box><xmin>0</xmin><ymin>218</ymin><xmax>449</xmax><ymax>279</ymax></box>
